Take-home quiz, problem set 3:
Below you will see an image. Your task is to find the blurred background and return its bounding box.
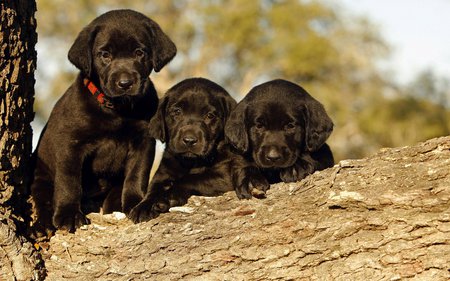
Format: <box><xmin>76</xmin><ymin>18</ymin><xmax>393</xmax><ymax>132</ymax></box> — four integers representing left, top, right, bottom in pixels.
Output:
<box><xmin>33</xmin><ymin>0</ymin><xmax>450</xmax><ymax>161</ymax></box>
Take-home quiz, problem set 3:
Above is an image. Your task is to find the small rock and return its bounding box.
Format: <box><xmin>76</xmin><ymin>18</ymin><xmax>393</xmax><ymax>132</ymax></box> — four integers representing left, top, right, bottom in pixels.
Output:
<box><xmin>169</xmin><ymin>206</ymin><xmax>195</xmax><ymax>214</ymax></box>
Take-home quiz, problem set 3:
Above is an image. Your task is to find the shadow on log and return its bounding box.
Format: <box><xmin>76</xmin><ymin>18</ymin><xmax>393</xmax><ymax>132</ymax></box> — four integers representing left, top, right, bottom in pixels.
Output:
<box><xmin>42</xmin><ymin>136</ymin><xmax>449</xmax><ymax>280</ymax></box>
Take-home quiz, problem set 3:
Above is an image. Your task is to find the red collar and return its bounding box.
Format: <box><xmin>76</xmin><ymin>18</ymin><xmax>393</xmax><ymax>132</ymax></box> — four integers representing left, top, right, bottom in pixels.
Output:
<box><xmin>83</xmin><ymin>78</ymin><xmax>114</xmax><ymax>109</ymax></box>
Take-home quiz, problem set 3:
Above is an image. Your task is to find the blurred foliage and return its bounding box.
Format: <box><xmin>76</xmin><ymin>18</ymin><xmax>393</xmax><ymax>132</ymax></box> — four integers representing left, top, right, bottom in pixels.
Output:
<box><xmin>34</xmin><ymin>0</ymin><xmax>450</xmax><ymax>160</ymax></box>
<box><xmin>360</xmin><ymin>95</ymin><xmax>449</xmax><ymax>148</ymax></box>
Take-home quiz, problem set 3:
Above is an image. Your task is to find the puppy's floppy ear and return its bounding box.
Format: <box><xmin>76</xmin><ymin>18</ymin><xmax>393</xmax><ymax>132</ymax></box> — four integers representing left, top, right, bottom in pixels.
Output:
<box><xmin>225</xmin><ymin>102</ymin><xmax>249</xmax><ymax>153</ymax></box>
<box><xmin>144</xmin><ymin>20</ymin><xmax>177</xmax><ymax>72</ymax></box>
<box><xmin>302</xmin><ymin>100</ymin><xmax>333</xmax><ymax>152</ymax></box>
<box><xmin>149</xmin><ymin>96</ymin><xmax>168</xmax><ymax>142</ymax></box>
<box><xmin>220</xmin><ymin>94</ymin><xmax>237</xmax><ymax>121</ymax></box>
<box><xmin>68</xmin><ymin>24</ymin><xmax>99</xmax><ymax>77</ymax></box>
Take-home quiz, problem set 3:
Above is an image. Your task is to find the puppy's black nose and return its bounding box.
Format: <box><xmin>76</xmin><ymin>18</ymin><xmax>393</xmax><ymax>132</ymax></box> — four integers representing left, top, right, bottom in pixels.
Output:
<box><xmin>266</xmin><ymin>148</ymin><xmax>282</xmax><ymax>162</ymax></box>
<box><xmin>117</xmin><ymin>79</ymin><xmax>133</xmax><ymax>90</ymax></box>
<box><xmin>183</xmin><ymin>136</ymin><xmax>198</xmax><ymax>146</ymax></box>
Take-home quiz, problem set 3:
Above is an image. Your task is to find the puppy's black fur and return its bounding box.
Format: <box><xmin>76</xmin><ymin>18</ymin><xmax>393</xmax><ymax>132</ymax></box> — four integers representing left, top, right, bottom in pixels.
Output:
<box><xmin>225</xmin><ymin>79</ymin><xmax>334</xmax><ymax>184</ymax></box>
<box><xmin>129</xmin><ymin>78</ymin><xmax>269</xmax><ymax>223</ymax></box>
<box><xmin>31</xmin><ymin>9</ymin><xmax>176</xmax><ymax>235</ymax></box>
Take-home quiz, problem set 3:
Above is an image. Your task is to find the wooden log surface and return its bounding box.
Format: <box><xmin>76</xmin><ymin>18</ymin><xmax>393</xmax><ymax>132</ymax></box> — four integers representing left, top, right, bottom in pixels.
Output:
<box><xmin>42</xmin><ymin>136</ymin><xmax>450</xmax><ymax>280</ymax></box>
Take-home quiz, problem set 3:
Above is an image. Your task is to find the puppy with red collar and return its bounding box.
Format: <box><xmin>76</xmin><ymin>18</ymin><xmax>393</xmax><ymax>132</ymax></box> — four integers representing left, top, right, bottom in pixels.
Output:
<box><xmin>31</xmin><ymin>10</ymin><xmax>176</xmax><ymax>236</ymax></box>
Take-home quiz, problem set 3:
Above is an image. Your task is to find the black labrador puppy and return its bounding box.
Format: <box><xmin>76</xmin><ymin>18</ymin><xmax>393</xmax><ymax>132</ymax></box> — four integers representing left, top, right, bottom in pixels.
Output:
<box><xmin>225</xmin><ymin>79</ymin><xmax>334</xmax><ymax>184</ymax></box>
<box><xmin>31</xmin><ymin>9</ymin><xmax>176</xmax><ymax>235</ymax></box>
<box><xmin>129</xmin><ymin>78</ymin><xmax>269</xmax><ymax>223</ymax></box>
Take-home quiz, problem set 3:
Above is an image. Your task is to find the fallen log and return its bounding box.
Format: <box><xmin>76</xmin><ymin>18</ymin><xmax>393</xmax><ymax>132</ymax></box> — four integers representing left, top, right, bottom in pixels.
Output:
<box><xmin>43</xmin><ymin>136</ymin><xmax>450</xmax><ymax>280</ymax></box>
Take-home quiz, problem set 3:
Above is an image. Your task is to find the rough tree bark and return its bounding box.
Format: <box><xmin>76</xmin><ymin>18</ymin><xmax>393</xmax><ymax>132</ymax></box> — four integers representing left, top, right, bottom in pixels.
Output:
<box><xmin>0</xmin><ymin>1</ymin><xmax>45</xmax><ymax>280</ymax></box>
<box><xmin>40</xmin><ymin>136</ymin><xmax>449</xmax><ymax>280</ymax></box>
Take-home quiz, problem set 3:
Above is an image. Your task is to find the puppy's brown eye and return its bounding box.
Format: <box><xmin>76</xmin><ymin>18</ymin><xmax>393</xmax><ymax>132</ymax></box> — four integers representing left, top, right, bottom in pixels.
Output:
<box><xmin>285</xmin><ymin>123</ymin><xmax>296</xmax><ymax>130</ymax></box>
<box><xmin>172</xmin><ymin>108</ymin><xmax>182</xmax><ymax>116</ymax></box>
<box><xmin>99</xmin><ymin>51</ymin><xmax>111</xmax><ymax>59</ymax></box>
<box><xmin>135</xmin><ymin>49</ymin><xmax>145</xmax><ymax>58</ymax></box>
<box><xmin>255</xmin><ymin>123</ymin><xmax>264</xmax><ymax>129</ymax></box>
<box><xmin>206</xmin><ymin>112</ymin><xmax>216</xmax><ymax>120</ymax></box>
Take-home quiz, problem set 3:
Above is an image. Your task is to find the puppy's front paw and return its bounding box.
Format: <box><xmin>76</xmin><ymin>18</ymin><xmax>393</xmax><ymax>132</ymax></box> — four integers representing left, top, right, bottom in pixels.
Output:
<box><xmin>53</xmin><ymin>209</ymin><xmax>90</xmax><ymax>232</ymax></box>
<box><xmin>31</xmin><ymin>218</ymin><xmax>56</xmax><ymax>240</ymax></box>
<box><xmin>168</xmin><ymin>196</ymin><xmax>188</xmax><ymax>208</ymax></box>
<box><xmin>235</xmin><ymin>169</ymin><xmax>270</xmax><ymax>199</ymax></box>
<box><xmin>128</xmin><ymin>199</ymin><xmax>169</xmax><ymax>223</ymax></box>
<box><xmin>235</xmin><ymin>186</ymin><xmax>251</xmax><ymax>199</ymax></box>
<box><xmin>249</xmin><ymin>175</ymin><xmax>270</xmax><ymax>199</ymax></box>
<box><xmin>153</xmin><ymin>200</ymin><xmax>171</xmax><ymax>213</ymax></box>
<box><xmin>280</xmin><ymin>163</ymin><xmax>312</xmax><ymax>183</ymax></box>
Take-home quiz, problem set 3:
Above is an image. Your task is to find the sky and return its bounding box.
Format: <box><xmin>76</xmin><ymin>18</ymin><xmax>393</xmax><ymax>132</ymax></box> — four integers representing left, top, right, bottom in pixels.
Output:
<box><xmin>339</xmin><ymin>0</ymin><xmax>450</xmax><ymax>84</ymax></box>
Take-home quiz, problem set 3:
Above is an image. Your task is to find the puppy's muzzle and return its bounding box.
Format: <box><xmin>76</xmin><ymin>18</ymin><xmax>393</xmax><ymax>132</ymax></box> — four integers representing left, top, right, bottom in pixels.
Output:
<box><xmin>182</xmin><ymin>132</ymin><xmax>198</xmax><ymax>147</ymax></box>
<box><xmin>113</xmin><ymin>71</ymin><xmax>139</xmax><ymax>93</ymax></box>
<box><xmin>258</xmin><ymin>144</ymin><xmax>294</xmax><ymax>168</ymax></box>
<box><xmin>265</xmin><ymin>146</ymin><xmax>283</xmax><ymax>162</ymax></box>
<box><xmin>117</xmin><ymin>76</ymin><xmax>134</xmax><ymax>91</ymax></box>
<box><xmin>176</xmin><ymin>125</ymin><xmax>206</xmax><ymax>155</ymax></box>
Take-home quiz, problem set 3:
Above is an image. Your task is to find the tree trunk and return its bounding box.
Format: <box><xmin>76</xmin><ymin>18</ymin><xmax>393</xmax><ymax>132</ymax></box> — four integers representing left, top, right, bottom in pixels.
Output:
<box><xmin>41</xmin><ymin>136</ymin><xmax>449</xmax><ymax>280</ymax></box>
<box><xmin>0</xmin><ymin>1</ymin><xmax>45</xmax><ymax>280</ymax></box>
